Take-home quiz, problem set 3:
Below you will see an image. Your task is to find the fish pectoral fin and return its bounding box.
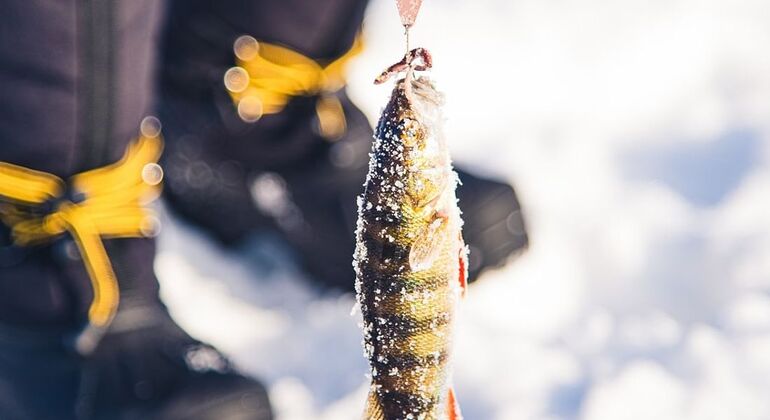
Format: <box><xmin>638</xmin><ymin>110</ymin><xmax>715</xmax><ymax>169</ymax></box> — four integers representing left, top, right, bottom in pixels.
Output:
<box><xmin>409</xmin><ymin>214</ymin><xmax>448</xmax><ymax>272</ymax></box>
<box><xmin>447</xmin><ymin>386</ymin><xmax>463</xmax><ymax>420</ymax></box>
<box><xmin>363</xmin><ymin>388</ymin><xmax>385</xmax><ymax>420</ymax></box>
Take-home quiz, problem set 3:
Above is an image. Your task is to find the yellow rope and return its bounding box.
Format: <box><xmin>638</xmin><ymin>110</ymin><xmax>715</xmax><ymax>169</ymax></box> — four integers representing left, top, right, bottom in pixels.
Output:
<box><xmin>0</xmin><ymin>133</ymin><xmax>163</xmax><ymax>350</ymax></box>
<box><xmin>224</xmin><ymin>35</ymin><xmax>363</xmax><ymax>140</ymax></box>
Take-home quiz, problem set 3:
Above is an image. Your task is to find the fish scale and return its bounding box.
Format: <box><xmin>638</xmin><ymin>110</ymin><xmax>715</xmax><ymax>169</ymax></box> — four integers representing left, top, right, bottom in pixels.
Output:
<box><xmin>354</xmin><ymin>74</ymin><xmax>466</xmax><ymax>420</ymax></box>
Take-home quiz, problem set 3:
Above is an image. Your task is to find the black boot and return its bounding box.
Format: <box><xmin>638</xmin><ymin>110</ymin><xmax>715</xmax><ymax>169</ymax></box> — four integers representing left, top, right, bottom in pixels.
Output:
<box><xmin>80</xmin><ymin>240</ymin><xmax>273</xmax><ymax>420</ymax></box>
<box><xmin>0</xmin><ymin>239</ymin><xmax>274</xmax><ymax>420</ymax></box>
<box><xmin>158</xmin><ymin>0</ymin><xmax>528</xmax><ymax>291</ymax></box>
<box><xmin>81</xmin><ymin>296</ymin><xmax>272</xmax><ymax>420</ymax></box>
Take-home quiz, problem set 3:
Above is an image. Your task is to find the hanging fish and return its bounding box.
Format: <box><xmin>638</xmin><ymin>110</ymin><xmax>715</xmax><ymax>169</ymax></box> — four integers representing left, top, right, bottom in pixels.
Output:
<box><xmin>354</xmin><ymin>48</ymin><xmax>467</xmax><ymax>420</ymax></box>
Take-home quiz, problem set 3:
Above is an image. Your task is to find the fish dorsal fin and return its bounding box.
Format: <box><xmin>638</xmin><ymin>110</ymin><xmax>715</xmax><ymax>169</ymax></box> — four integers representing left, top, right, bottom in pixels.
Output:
<box><xmin>409</xmin><ymin>215</ymin><xmax>448</xmax><ymax>272</ymax></box>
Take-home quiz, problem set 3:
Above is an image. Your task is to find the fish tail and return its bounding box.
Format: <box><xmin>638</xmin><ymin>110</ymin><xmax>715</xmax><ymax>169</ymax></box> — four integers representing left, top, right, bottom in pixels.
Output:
<box><xmin>363</xmin><ymin>387</ymin><xmax>385</xmax><ymax>420</ymax></box>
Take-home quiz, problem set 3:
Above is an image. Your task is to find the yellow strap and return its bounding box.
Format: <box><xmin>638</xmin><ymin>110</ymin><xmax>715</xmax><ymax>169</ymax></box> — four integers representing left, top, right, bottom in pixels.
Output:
<box><xmin>0</xmin><ymin>163</ymin><xmax>64</xmax><ymax>205</ymax></box>
<box><xmin>224</xmin><ymin>35</ymin><xmax>363</xmax><ymax>140</ymax></box>
<box><xmin>0</xmin><ymin>134</ymin><xmax>163</xmax><ymax>335</ymax></box>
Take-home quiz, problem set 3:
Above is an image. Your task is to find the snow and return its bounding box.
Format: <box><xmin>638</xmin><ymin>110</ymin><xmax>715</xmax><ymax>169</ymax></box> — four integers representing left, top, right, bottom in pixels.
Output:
<box><xmin>156</xmin><ymin>0</ymin><xmax>770</xmax><ymax>418</ymax></box>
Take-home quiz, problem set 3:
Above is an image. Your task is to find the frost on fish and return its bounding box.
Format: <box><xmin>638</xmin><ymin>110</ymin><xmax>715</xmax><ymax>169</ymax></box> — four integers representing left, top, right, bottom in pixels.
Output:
<box><xmin>353</xmin><ymin>74</ymin><xmax>467</xmax><ymax>420</ymax></box>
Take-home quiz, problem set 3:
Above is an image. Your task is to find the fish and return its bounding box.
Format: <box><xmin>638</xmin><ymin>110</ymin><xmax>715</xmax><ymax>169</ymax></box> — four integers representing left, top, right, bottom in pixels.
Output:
<box><xmin>354</xmin><ymin>48</ymin><xmax>468</xmax><ymax>420</ymax></box>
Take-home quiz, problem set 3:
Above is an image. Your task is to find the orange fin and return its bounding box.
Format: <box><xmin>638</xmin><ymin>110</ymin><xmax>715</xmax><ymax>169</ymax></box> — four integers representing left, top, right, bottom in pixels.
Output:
<box><xmin>458</xmin><ymin>239</ymin><xmax>469</xmax><ymax>298</ymax></box>
<box><xmin>447</xmin><ymin>387</ymin><xmax>463</xmax><ymax>420</ymax></box>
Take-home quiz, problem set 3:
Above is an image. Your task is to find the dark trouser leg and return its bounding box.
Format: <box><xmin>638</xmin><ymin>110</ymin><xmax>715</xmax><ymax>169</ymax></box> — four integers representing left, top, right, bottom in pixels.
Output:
<box><xmin>0</xmin><ymin>1</ymin><xmax>273</xmax><ymax>417</ymax></box>
<box><xmin>0</xmin><ymin>326</ymin><xmax>80</xmax><ymax>420</ymax></box>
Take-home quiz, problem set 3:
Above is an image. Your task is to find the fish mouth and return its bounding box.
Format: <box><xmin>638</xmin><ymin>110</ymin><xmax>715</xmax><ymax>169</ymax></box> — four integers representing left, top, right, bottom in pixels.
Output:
<box><xmin>375</xmin><ymin>47</ymin><xmax>443</xmax><ymax>112</ymax></box>
<box><xmin>374</xmin><ymin>48</ymin><xmax>433</xmax><ymax>85</ymax></box>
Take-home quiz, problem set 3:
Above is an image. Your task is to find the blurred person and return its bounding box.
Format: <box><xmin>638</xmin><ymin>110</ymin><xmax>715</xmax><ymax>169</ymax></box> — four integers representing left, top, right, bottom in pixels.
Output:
<box><xmin>0</xmin><ymin>1</ymin><xmax>527</xmax><ymax>419</ymax></box>
<box><xmin>0</xmin><ymin>2</ymin><xmax>271</xmax><ymax>419</ymax></box>
<box><xmin>159</xmin><ymin>0</ymin><xmax>529</xmax><ymax>292</ymax></box>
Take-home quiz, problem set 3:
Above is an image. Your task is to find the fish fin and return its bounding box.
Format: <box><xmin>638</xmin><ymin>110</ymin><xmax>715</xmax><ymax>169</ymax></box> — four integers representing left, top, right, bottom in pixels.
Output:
<box><xmin>458</xmin><ymin>239</ymin><xmax>468</xmax><ymax>298</ymax></box>
<box><xmin>363</xmin><ymin>388</ymin><xmax>385</xmax><ymax>420</ymax></box>
<box><xmin>409</xmin><ymin>215</ymin><xmax>448</xmax><ymax>272</ymax></box>
<box><xmin>447</xmin><ymin>386</ymin><xmax>463</xmax><ymax>420</ymax></box>
<box><xmin>413</xmin><ymin>167</ymin><xmax>450</xmax><ymax>211</ymax></box>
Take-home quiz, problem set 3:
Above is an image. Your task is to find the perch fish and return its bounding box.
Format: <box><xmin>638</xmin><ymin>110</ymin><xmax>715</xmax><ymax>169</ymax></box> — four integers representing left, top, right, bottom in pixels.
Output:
<box><xmin>354</xmin><ymin>48</ymin><xmax>467</xmax><ymax>420</ymax></box>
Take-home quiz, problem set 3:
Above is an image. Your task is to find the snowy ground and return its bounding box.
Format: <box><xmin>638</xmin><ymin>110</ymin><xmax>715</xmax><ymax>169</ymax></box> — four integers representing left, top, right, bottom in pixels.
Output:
<box><xmin>157</xmin><ymin>0</ymin><xmax>770</xmax><ymax>419</ymax></box>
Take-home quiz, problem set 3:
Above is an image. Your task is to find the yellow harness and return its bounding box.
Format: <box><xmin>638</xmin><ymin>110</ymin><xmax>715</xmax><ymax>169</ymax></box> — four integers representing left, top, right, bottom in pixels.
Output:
<box><xmin>224</xmin><ymin>35</ymin><xmax>363</xmax><ymax>140</ymax></box>
<box><xmin>0</xmin><ymin>132</ymin><xmax>163</xmax><ymax>353</ymax></box>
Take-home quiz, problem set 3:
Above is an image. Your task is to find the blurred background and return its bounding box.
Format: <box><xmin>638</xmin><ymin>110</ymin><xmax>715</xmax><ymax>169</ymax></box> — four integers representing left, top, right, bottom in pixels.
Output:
<box><xmin>156</xmin><ymin>0</ymin><xmax>770</xmax><ymax>419</ymax></box>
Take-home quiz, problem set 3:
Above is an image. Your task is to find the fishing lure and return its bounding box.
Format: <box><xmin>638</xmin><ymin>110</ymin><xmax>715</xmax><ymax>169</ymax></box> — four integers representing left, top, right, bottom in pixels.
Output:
<box><xmin>354</xmin><ymin>48</ymin><xmax>467</xmax><ymax>420</ymax></box>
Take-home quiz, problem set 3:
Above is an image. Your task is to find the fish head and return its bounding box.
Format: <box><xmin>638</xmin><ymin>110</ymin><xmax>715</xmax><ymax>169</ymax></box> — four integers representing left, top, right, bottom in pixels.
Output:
<box><xmin>388</xmin><ymin>76</ymin><xmax>452</xmax><ymax>212</ymax></box>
